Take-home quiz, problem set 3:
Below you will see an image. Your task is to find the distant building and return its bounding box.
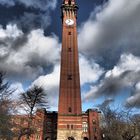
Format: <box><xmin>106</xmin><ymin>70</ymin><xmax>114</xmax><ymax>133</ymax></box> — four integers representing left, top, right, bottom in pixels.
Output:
<box><xmin>11</xmin><ymin>0</ymin><xmax>101</xmax><ymax>139</ymax></box>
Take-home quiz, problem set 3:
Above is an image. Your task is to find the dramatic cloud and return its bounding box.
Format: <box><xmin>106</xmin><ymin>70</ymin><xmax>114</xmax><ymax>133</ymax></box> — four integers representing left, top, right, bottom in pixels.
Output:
<box><xmin>18</xmin><ymin>0</ymin><xmax>57</xmax><ymax>10</ymax></box>
<box><xmin>0</xmin><ymin>0</ymin><xmax>57</xmax><ymax>10</ymax></box>
<box><xmin>0</xmin><ymin>24</ymin><xmax>22</xmax><ymax>39</ymax></box>
<box><xmin>0</xmin><ymin>0</ymin><xmax>57</xmax><ymax>32</ymax></box>
<box><xmin>0</xmin><ymin>0</ymin><xmax>15</xmax><ymax>7</ymax></box>
<box><xmin>78</xmin><ymin>0</ymin><xmax>140</xmax><ymax>109</ymax></box>
<box><xmin>78</xmin><ymin>0</ymin><xmax>140</xmax><ymax>69</ymax></box>
<box><xmin>83</xmin><ymin>54</ymin><xmax>140</xmax><ymax>106</ymax></box>
<box><xmin>125</xmin><ymin>82</ymin><xmax>140</xmax><ymax>108</ymax></box>
<box><xmin>105</xmin><ymin>54</ymin><xmax>140</xmax><ymax>77</ymax></box>
<box><xmin>31</xmin><ymin>64</ymin><xmax>60</xmax><ymax>111</ymax></box>
<box><xmin>10</xmin><ymin>82</ymin><xmax>24</xmax><ymax>100</ymax></box>
<box><xmin>79</xmin><ymin>55</ymin><xmax>104</xmax><ymax>85</ymax></box>
<box><xmin>0</xmin><ymin>24</ymin><xmax>60</xmax><ymax>82</ymax></box>
<box><xmin>15</xmin><ymin>12</ymin><xmax>51</xmax><ymax>32</ymax></box>
<box><xmin>0</xmin><ymin>0</ymin><xmax>140</xmax><ymax>111</ymax></box>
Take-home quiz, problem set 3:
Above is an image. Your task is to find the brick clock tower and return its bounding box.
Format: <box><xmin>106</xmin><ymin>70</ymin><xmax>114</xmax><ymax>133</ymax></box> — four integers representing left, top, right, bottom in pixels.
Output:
<box><xmin>57</xmin><ymin>0</ymin><xmax>83</xmax><ymax>140</ymax></box>
<box><xmin>11</xmin><ymin>1</ymin><xmax>101</xmax><ymax>140</ymax></box>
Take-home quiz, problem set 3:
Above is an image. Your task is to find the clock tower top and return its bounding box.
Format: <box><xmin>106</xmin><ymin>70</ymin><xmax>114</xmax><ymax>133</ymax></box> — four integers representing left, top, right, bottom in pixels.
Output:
<box><xmin>61</xmin><ymin>0</ymin><xmax>78</xmax><ymax>23</ymax></box>
<box><xmin>63</xmin><ymin>0</ymin><xmax>76</xmax><ymax>5</ymax></box>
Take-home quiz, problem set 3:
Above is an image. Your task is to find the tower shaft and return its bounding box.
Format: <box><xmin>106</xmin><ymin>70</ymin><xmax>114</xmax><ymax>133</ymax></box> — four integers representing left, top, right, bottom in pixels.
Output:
<box><xmin>57</xmin><ymin>1</ymin><xmax>82</xmax><ymax>140</ymax></box>
<box><xmin>59</xmin><ymin>6</ymin><xmax>81</xmax><ymax>116</ymax></box>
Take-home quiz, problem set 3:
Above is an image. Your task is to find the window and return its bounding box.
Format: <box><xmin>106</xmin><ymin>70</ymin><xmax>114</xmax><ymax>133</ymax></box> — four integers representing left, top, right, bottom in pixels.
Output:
<box><xmin>36</xmin><ymin>135</ymin><xmax>40</xmax><ymax>140</ymax></box>
<box><xmin>83</xmin><ymin>122</ymin><xmax>88</xmax><ymax>132</ymax></box>
<box><xmin>67</xmin><ymin>124</ymin><xmax>70</xmax><ymax>129</ymax></box>
<box><xmin>68</xmin><ymin>107</ymin><xmax>72</xmax><ymax>112</ymax></box>
<box><xmin>71</xmin><ymin>124</ymin><xmax>73</xmax><ymax>129</ymax></box>
<box><xmin>67</xmin><ymin>74</ymin><xmax>72</xmax><ymax>80</ymax></box>
<box><xmin>55</xmin><ymin>123</ymin><xmax>57</xmax><ymax>129</ymax></box>
<box><xmin>68</xmin><ymin>32</ymin><xmax>71</xmax><ymax>35</ymax></box>
<box><xmin>92</xmin><ymin>120</ymin><xmax>96</xmax><ymax>125</ymax></box>
<box><xmin>68</xmin><ymin>48</ymin><xmax>72</xmax><ymax>52</ymax></box>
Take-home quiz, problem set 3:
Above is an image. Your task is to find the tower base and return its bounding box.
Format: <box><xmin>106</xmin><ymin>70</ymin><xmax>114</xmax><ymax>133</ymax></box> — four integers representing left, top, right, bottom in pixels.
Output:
<box><xmin>57</xmin><ymin>129</ymin><xmax>83</xmax><ymax>140</ymax></box>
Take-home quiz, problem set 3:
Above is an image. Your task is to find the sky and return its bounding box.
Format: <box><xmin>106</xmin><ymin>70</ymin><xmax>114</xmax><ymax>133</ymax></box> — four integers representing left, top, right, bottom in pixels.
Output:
<box><xmin>0</xmin><ymin>0</ymin><xmax>140</xmax><ymax>112</ymax></box>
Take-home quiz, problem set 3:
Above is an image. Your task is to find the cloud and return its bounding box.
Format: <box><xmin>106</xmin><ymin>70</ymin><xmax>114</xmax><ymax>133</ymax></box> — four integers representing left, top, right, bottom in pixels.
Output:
<box><xmin>17</xmin><ymin>0</ymin><xmax>57</xmax><ymax>11</ymax></box>
<box><xmin>0</xmin><ymin>24</ymin><xmax>22</xmax><ymax>39</ymax></box>
<box><xmin>78</xmin><ymin>0</ymin><xmax>140</xmax><ymax>69</ymax></box>
<box><xmin>10</xmin><ymin>82</ymin><xmax>24</xmax><ymax>100</ymax></box>
<box><xmin>79</xmin><ymin>0</ymin><xmax>140</xmax><ymax>108</ymax></box>
<box><xmin>79</xmin><ymin>55</ymin><xmax>104</xmax><ymax>85</ymax></box>
<box><xmin>31</xmin><ymin>64</ymin><xmax>60</xmax><ymax>111</ymax></box>
<box><xmin>125</xmin><ymin>82</ymin><xmax>140</xmax><ymax>108</ymax></box>
<box><xmin>15</xmin><ymin>12</ymin><xmax>51</xmax><ymax>33</ymax></box>
<box><xmin>83</xmin><ymin>54</ymin><xmax>140</xmax><ymax>104</ymax></box>
<box><xmin>0</xmin><ymin>0</ymin><xmax>15</xmax><ymax>7</ymax></box>
<box><xmin>83</xmin><ymin>86</ymin><xmax>99</xmax><ymax>102</ymax></box>
<box><xmin>0</xmin><ymin>0</ymin><xmax>57</xmax><ymax>33</ymax></box>
<box><xmin>0</xmin><ymin>24</ymin><xmax>60</xmax><ymax>82</ymax></box>
<box><xmin>0</xmin><ymin>0</ymin><xmax>57</xmax><ymax>10</ymax></box>
<box><xmin>105</xmin><ymin>54</ymin><xmax>140</xmax><ymax>77</ymax></box>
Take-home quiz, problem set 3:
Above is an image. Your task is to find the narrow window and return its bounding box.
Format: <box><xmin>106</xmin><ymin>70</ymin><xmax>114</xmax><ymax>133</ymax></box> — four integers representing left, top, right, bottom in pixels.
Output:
<box><xmin>67</xmin><ymin>124</ymin><xmax>70</xmax><ymax>129</ymax></box>
<box><xmin>55</xmin><ymin>123</ymin><xmax>57</xmax><ymax>129</ymax></box>
<box><xmin>71</xmin><ymin>124</ymin><xmax>73</xmax><ymax>129</ymax></box>
<box><xmin>68</xmin><ymin>107</ymin><xmax>72</xmax><ymax>112</ymax></box>
<box><xmin>68</xmin><ymin>48</ymin><xmax>72</xmax><ymax>52</ymax></box>
<box><xmin>68</xmin><ymin>32</ymin><xmax>71</xmax><ymax>35</ymax></box>
<box><xmin>67</xmin><ymin>74</ymin><xmax>72</xmax><ymax>80</ymax></box>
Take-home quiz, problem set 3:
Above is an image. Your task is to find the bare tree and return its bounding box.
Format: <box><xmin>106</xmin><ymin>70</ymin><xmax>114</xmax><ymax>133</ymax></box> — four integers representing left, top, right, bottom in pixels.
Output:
<box><xmin>99</xmin><ymin>105</ymin><xmax>139</xmax><ymax>140</ymax></box>
<box><xmin>18</xmin><ymin>85</ymin><xmax>49</xmax><ymax>140</ymax></box>
<box><xmin>132</xmin><ymin>115</ymin><xmax>140</xmax><ymax>139</ymax></box>
<box><xmin>124</xmin><ymin>114</ymin><xmax>140</xmax><ymax>140</ymax></box>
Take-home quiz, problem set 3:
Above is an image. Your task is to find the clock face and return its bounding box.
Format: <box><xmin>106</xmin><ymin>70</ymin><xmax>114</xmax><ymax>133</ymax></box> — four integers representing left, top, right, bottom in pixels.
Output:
<box><xmin>65</xmin><ymin>19</ymin><xmax>74</xmax><ymax>26</ymax></box>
